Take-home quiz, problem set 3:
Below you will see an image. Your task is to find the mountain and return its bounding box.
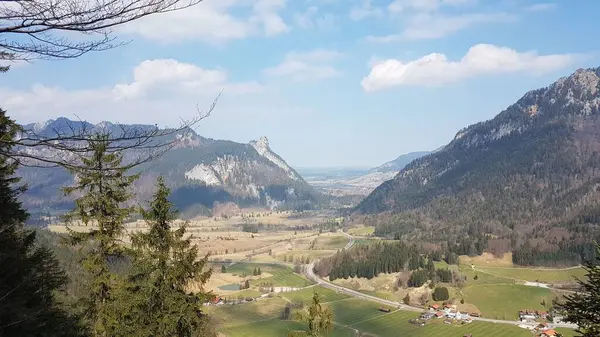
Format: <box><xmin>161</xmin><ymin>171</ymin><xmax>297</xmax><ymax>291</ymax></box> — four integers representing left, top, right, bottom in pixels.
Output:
<box><xmin>303</xmin><ymin>152</ymin><xmax>431</xmax><ymax>198</ymax></box>
<box><xmin>369</xmin><ymin>151</ymin><xmax>431</xmax><ymax>173</ymax></box>
<box><xmin>357</xmin><ymin>67</ymin><xmax>600</xmax><ymax>234</ymax></box>
<box><xmin>18</xmin><ymin>118</ymin><xmax>319</xmax><ymax>216</ymax></box>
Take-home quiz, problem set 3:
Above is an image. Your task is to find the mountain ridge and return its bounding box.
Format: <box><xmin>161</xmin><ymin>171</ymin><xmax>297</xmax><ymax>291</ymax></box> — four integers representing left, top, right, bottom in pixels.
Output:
<box><xmin>18</xmin><ymin>118</ymin><xmax>319</xmax><ymax>216</ymax></box>
<box><xmin>356</xmin><ymin>66</ymin><xmax>600</xmax><ymax>235</ymax></box>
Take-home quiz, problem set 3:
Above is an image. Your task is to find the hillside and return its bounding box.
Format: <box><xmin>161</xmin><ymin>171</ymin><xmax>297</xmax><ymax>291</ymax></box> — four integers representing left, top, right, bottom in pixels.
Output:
<box><xmin>369</xmin><ymin>151</ymin><xmax>431</xmax><ymax>173</ymax></box>
<box><xmin>18</xmin><ymin>118</ymin><xmax>319</xmax><ymax>216</ymax></box>
<box><xmin>357</xmin><ymin>67</ymin><xmax>600</xmax><ymax>238</ymax></box>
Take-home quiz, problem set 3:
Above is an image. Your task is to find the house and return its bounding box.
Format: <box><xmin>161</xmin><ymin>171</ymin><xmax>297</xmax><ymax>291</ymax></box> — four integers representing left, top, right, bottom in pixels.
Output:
<box><xmin>420</xmin><ymin>312</ymin><xmax>435</xmax><ymax>320</ymax></box>
<box><xmin>537</xmin><ymin>323</ymin><xmax>549</xmax><ymax>330</ymax></box>
<box><xmin>212</xmin><ymin>296</ymin><xmax>223</xmax><ymax>305</ymax></box>
<box><xmin>539</xmin><ymin>311</ymin><xmax>548</xmax><ymax>319</ymax></box>
<box><xmin>435</xmin><ymin>312</ymin><xmax>444</xmax><ymax>318</ymax></box>
<box><xmin>430</xmin><ymin>304</ymin><xmax>441</xmax><ymax>311</ymax></box>
<box><xmin>379</xmin><ymin>307</ymin><xmax>391</xmax><ymax>313</ymax></box>
<box><xmin>470</xmin><ymin>312</ymin><xmax>481</xmax><ymax>317</ymax></box>
<box><xmin>444</xmin><ymin>304</ymin><xmax>454</xmax><ymax>309</ymax></box>
<box><xmin>443</xmin><ymin>319</ymin><xmax>452</xmax><ymax>324</ymax></box>
<box><xmin>446</xmin><ymin>310</ymin><xmax>457</xmax><ymax>319</ymax></box>
<box><xmin>541</xmin><ymin>329</ymin><xmax>558</xmax><ymax>337</ymax></box>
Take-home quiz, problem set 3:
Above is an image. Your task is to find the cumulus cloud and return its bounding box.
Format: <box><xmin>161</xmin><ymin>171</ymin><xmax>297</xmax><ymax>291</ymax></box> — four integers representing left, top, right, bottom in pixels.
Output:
<box><xmin>361</xmin><ymin>44</ymin><xmax>582</xmax><ymax>91</ymax></box>
<box><xmin>264</xmin><ymin>49</ymin><xmax>343</xmax><ymax>82</ymax></box>
<box><xmin>118</xmin><ymin>0</ymin><xmax>289</xmax><ymax>43</ymax></box>
<box><xmin>2</xmin><ymin>59</ymin><xmax>262</xmax><ymax>125</ymax></box>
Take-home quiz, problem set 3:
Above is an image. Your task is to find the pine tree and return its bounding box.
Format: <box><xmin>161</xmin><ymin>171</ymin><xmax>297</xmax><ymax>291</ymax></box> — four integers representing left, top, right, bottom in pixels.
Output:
<box><xmin>555</xmin><ymin>243</ymin><xmax>600</xmax><ymax>336</ymax></box>
<box><xmin>0</xmin><ymin>110</ymin><xmax>81</xmax><ymax>336</ymax></box>
<box><xmin>288</xmin><ymin>292</ymin><xmax>333</xmax><ymax>337</ymax></box>
<box><xmin>258</xmin><ymin>267</ymin><xmax>262</xmax><ymax>275</ymax></box>
<box><xmin>221</xmin><ymin>265</ymin><xmax>227</xmax><ymax>273</ymax></box>
<box><xmin>116</xmin><ymin>177</ymin><xmax>214</xmax><ymax>337</ymax></box>
<box><xmin>63</xmin><ymin>134</ymin><xmax>138</xmax><ymax>336</ymax></box>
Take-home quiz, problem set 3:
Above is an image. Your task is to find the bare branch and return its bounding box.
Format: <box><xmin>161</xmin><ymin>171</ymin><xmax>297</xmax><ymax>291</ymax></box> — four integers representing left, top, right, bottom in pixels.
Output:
<box><xmin>0</xmin><ymin>93</ymin><xmax>220</xmax><ymax>171</ymax></box>
<box><xmin>0</xmin><ymin>0</ymin><xmax>205</xmax><ymax>61</ymax></box>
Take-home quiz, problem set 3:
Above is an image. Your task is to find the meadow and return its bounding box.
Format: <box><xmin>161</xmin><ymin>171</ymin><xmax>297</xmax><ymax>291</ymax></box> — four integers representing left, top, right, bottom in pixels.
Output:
<box><xmin>461</xmin><ymin>284</ymin><xmax>556</xmax><ymax>320</ymax></box>
<box><xmin>226</xmin><ymin>263</ymin><xmax>313</xmax><ymax>288</ymax></box>
<box><xmin>473</xmin><ymin>266</ymin><xmax>586</xmax><ymax>283</ymax></box>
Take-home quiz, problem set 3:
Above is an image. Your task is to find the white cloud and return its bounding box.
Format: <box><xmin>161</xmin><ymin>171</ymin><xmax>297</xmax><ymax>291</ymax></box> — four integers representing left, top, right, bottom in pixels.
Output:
<box><xmin>2</xmin><ymin>59</ymin><xmax>262</xmax><ymax>124</ymax></box>
<box><xmin>119</xmin><ymin>0</ymin><xmax>289</xmax><ymax>43</ymax></box>
<box><xmin>361</xmin><ymin>44</ymin><xmax>582</xmax><ymax>91</ymax></box>
<box><xmin>367</xmin><ymin>12</ymin><xmax>515</xmax><ymax>42</ymax></box>
<box><xmin>264</xmin><ymin>49</ymin><xmax>343</xmax><ymax>82</ymax></box>
<box><xmin>524</xmin><ymin>3</ymin><xmax>557</xmax><ymax>12</ymax></box>
<box><xmin>388</xmin><ymin>0</ymin><xmax>476</xmax><ymax>14</ymax></box>
<box><xmin>349</xmin><ymin>0</ymin><xmax>383</xmax><ymax>21</ymax></box>
<box><xmin>294</xmin><ymin>6</ymin><xmax>337</xmax><ymax>30</ymax></box>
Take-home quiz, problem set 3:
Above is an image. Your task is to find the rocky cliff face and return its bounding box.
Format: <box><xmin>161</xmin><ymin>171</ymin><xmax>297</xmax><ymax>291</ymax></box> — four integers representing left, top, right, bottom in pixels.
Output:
<box><xmin>357</xmin><ymin>67</ymin><xmax>600</xmax><ymax>229</ymax></box>
<box><xmin>18</xmin><ymin>119</ymin><xmax>318</xmax><ymax>215</ymax></box>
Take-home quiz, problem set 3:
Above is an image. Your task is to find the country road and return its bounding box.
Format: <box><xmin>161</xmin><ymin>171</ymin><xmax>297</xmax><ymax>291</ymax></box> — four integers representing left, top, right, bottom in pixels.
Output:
<box><xmin>303</xmin><ymin>231</ymin><xmax>578</xmax><ymax>330</ymax></box>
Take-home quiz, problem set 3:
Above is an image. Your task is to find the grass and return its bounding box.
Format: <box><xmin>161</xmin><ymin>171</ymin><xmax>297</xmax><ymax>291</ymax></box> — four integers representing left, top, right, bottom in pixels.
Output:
<box><xmin>221</xmin><ymin>319</ymin><xmax>356</xmax><ymax>337</ymax></box>
<box><xmin>227</xmin><ymin>263</ymin><xmax>312</xmax><ymax>287</ymax></box>
<box><xmin>351</xmin><ymin>310</ymin><xmax>533</xmax><ymax>337</ymax></box>
<box><xmin>312</xmin><ymin>235</ymin><xmax>349</xmax><ymax>250</ymax></box>
<box><xmin>282</xmin><ymin>286</ymin><xmax>350</xmax><ymax>303</ymax></box>
<box><xmin>207</xmin><ymin>297</ymin><xmax>287</xmax><ymax>327</ymax></box>
<box><xmin>461</xmin><ymin>284</ymin><xmax>556</xmax><ymax>320</ymax></box>
<box><xmin>555</xmin><ymin>327</ymin><xmax>577</xmax><ymax>337</ymax></box>
<box><xmin>474</xmin><ymin>266</ymin><xmax>586</xmax><ymax>283</ymax></box>
<box><xmin>326</xmin><ymin>299</ymin><xmax>394</xmax><ymax>326</ymax></box>
<box><xmin>347</xmin><ymin>226</ymin><xmax>375</xmax><ymax>236</ymax></box>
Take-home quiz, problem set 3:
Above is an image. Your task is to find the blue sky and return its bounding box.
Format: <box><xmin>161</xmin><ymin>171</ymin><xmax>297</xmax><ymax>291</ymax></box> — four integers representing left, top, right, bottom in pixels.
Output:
<box><xmin>1</xmin><ymin>0</ymin><xmax>598</xmax><ymax>167</ymax></box>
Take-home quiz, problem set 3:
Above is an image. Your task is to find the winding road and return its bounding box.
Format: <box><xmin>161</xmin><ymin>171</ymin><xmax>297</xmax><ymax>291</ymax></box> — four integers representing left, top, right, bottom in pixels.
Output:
<box><xmin>303</xmin><ymin>231</ymin><xmax>578</xmax><ymax>330</ymax></box>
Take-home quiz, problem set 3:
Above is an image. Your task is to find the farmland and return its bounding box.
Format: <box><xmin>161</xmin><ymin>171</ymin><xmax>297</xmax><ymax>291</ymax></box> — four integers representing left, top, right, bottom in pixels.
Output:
<box><xmin>473</xmin><ymin>266</ymin><xmax>586</xmax><ymax>283</ymax></box>
<box><xmin>211</xmin><ymin>293</ymin><xmax>551</xmax><ymax>337</ymax></box>
<box><xmin>227</xmin><ymin>263</ymin><xmax>312</xmax><ymax>288</ymax></box>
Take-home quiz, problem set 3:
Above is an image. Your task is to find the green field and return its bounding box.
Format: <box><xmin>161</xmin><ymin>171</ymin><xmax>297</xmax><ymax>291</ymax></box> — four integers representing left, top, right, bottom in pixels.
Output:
<box><xmin>347</xmin><ymin>226</ymin><xmax>375</xmax><ymax>236</ymax></box>
<box><xmin>461</xmin><ymin>284</ymin><xmax>555</xmax><ymax>320</ymax></box>
<box><xmin>216</xmin><ymin>298</ymin><xmax>546</xmax><ymax>337</ymax></box>
<box><xmin>282</xmin><ymin>286</ymin><xmax>350</xmax><ymax>303</ymax></box>
<box><xmin>312</xmin><ymin>235</ymin><xmax>350</xmax><ymax>250</ymax></box>
<box><xmin>350</xmin><ymin>310</ymin><xmax>533</xmax><ymax>337</ymax></box>
<box><xmin>227</xmin><ymin>263</ymin><xmax>312</xmax><ymax>287</ymax></box>
<box><xmin>474</xmin><ymin>266</ymin><xmax>586</xmax><ymax>283</ymax></box>
<box><xmin>207</xmin><ymin>297</ymin><xmax>288</xmax><ymax>327</ymax></box>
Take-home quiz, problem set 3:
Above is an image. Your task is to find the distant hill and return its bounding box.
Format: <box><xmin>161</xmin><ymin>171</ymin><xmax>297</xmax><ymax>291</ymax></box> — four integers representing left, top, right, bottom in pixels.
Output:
<box><xmin>369</xmin><ymin>151</ymin><xmax>431</xmax><ymax>173</ymax></box>
<box><xmin>356</xmin><ymin>67</ymin><xmax>600</xmax><ymax>238</ymax></box>
<box><xmin>18</xmin><ymin>118</ymin><xmax>320</xmax><ymax>216</ymax></box>
<box><xmin>302</xmin><ymin>152</ymin><xmax>431</xmax><ymax>198</ymax></box>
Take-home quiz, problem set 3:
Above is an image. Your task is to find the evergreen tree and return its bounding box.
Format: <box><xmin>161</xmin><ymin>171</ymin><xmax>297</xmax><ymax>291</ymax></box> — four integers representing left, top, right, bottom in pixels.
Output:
<box><xmin>221</xmin><ymin>265</ymin><xmax>227</xmax><ymax>273</ymax></box>
<box><xmin>115</xmin><ymin>177</ymin><xmax>214</xmax><ymax>337</ymax></box>
<box><xmin>258</xmin><ymin>267</ymin><xmax>262</xmax><ymax>275</ymax></box>
<box><xmin>0</xmin><ymin>110</ymin><xmax>82</xmax><ymax>336</ymax></box>
<box><xmin>63</xmin><ymin>134</ymin><xmax>139</xmax><ymax>336</ymax></box>
<box><xmin>288</xmin><ymin>292</ymin><xmax>333</xmax><ymax>337</ymax></box>
<box><xmin>555</xmin><ymin>243</ymin><xmax>600</xmax><ymax>336</ymax></box>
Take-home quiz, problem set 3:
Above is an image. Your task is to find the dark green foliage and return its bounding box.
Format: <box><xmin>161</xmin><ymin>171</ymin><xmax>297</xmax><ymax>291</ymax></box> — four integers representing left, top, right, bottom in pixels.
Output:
<box><xmin>512</xmin><ymin>241</ymin><xmax>595</xmax><ymax>267</ymax></box>
<box><xmin>555</xmin><ymin>243</ymin><xmax>600</xmax><ymax>336</ymax></box>
<box><xmin>221</xmin><ymin>265</ymin><xmax>227</xmax><ymax>273</ymax></box>
<box><xmin>403</xmin><ymin>294</ymin><xmax>410</xmax><ymax>305</ymax></box>
<box><xmin>314</xmin><ymin>241</ymin><xmax>424</xmax><ymax>281</ymax></box>
<box><xmin>0</xmin><ymin>110</ymin><xmax>82</xmax><ymax>337</ymax></box>
<box><xmin>288</xmin><ymin>292</ymin><xmax>333</xmax><ymax>337</ymax></box>
<box><xmin>407</xmin><ymin>270</ymin><xmax>428</xmax><ymax>288</ymax></box>
<box><xmin>63</xmin><ymin>135</ymin><xmax>138</xmax><ymax>336</ymax></box>
<box><xmin>432</xmin><ymin>287</ymin><xmax>449</xmax><ymax>301</ymax></box>
<box><xmin>436</xmin><ymin>268</ymin><xmax>453</xmax><ymax>283</ymax></box>
<box><xmin>114</xmin><ymin>177</ymin><xmax>214</xmax><ymax>337</ymax></box>
<box><xmin>445</xmin><ymin>252</ymin><xmax>459</xmax><ymax>265</ymax></box>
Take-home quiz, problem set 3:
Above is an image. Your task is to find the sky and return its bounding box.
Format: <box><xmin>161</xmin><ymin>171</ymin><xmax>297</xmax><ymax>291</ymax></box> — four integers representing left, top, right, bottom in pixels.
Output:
<box><xmin>1</xmin><ymin>0</ymin><xmax>599</xmax><ymax>168</ymax></box>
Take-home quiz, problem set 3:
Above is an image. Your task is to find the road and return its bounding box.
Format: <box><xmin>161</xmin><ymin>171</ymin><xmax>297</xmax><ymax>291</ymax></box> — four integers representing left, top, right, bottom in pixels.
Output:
<box><xmin>303</xmin><ymin>231</ymin><xmax>578</xmax><ymax>329</ymax></box>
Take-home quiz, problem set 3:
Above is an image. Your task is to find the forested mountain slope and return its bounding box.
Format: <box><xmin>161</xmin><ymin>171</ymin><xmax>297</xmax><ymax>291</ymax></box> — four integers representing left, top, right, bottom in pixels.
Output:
<box><xmin>357</xmin><ymin>67</ymin><xmax>600</xmax><ymax>234</ymax></box>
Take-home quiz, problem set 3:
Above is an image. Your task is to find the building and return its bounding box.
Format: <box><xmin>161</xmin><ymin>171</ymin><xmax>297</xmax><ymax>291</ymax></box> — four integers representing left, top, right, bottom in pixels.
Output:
<box><xmin>540</xmin><ymin>329</ymin><xmax>558</xmax><ymax>337</ymax></box>
<box><xmin>430</xmin><ymin>304</ymin><xmax>441</xmax><ymax>311</ymax></box>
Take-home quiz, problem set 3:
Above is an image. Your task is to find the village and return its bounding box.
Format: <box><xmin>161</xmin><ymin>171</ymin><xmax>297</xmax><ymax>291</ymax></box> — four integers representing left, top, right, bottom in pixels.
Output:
<box><xmin>402</xmin><ymin>305</ymin><xmax>568</xmax><ymax>337</ymax></box>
